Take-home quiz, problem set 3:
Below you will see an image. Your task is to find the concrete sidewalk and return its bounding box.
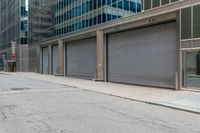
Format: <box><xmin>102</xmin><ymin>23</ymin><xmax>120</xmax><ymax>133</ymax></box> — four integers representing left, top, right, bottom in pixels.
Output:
<box><xmin>6</xmin><ymin>72</ymin><xmax>200</xmax><ymax>114</ymax></box>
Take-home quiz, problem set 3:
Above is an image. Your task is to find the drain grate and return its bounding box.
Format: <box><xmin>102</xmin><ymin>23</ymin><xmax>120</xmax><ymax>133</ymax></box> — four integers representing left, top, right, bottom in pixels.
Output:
<box><xmin>11</xmin><ymin>88</ymin><xmax>31</xmax><ymax>91</ymax></box>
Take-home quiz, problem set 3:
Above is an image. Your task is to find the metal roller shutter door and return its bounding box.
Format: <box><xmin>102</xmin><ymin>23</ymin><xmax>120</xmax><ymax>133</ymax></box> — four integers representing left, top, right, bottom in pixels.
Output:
<box><xmin>42</xmin><ymin>47</ymin><xmax>49</xmax><ymax>75</ymax></box>
<box><xmin>52</xmin><ymin>45</ymin><xmax>58</xmax><ymax>75</ymax></box>
<box><xmin>108</xmin><ymin>22</ymin><xmax>178</xmax><ymax>88</ymax></box>
<box><xmin>67</xmin><ymin>38</ymin><xmax>96</xmax><ymax>79</ymax></box>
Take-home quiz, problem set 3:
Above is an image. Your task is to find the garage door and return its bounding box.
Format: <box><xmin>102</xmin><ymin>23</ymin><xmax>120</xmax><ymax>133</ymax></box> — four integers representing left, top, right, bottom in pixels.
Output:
<box><xmin>66</xmin><ymin>38</ymin><xmax>96</xmax><ymax>79</ymax></box>
<box><xmin>42</xmin><ymin>47</ymin><xmax>49</xmax><ymax>74</ymax></box>
<box><xmin>108</xmin><ymin>22</ymin><xmax>178</xmax><ymax>88</ymax></box>
<box><xmin>52</xmin><ymin>45</ymin><xmax>58</xmax><ymax>75</ymax></box>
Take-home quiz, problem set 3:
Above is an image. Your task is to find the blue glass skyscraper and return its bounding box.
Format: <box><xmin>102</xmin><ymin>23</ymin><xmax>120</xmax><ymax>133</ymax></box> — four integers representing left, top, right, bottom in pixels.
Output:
<box><xmin>0</xmin><ymin>0</ymin><xmax>28</xmax><ymax>71</ymax></box>
<box><xmin>28</xmin><ymin>0</ymin><xmax>142</xmax><ymax>44</ymax></box>
<box><xmin>52</xmin><ymin>0</ymin><xmax>142</xmax><ymax>36</ymax></box>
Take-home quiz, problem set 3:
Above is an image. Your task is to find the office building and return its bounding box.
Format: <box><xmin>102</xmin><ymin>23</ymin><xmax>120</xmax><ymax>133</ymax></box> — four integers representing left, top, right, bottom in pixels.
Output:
<box><xmin>0</xmin><ymin>0</ymin><xmax>29</xmax><ymax>71</ymax></box>
<box><xmin>8</xmin><ymin>0</ymin><xmax>200</xmax><ymax>90</ymax></box>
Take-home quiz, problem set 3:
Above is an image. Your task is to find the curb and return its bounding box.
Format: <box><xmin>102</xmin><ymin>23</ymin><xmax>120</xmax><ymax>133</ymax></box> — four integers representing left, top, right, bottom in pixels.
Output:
<box><xmin>74</xmin><ymin>87</ymin><xmax>200</xmax><ymax>115</ymax></box>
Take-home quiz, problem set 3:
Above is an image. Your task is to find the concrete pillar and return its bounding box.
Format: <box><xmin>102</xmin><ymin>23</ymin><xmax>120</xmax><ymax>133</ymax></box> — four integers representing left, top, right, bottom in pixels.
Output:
<box><xmin>58</xmin><ymin>39</ymin><xmax>64</xmax><ymax>76</ymax></box>
<box><xmin>96</xmin><ymin>30</ymin><xmax>105</xmax><ymax>81</ymax></box>
<box><xmin>48</xmin><ymin>45</ymin><xmax>52</xmax><ymax>75</ymax></box>
<box><xmin>16</xmin><ymin>45</ymin><xmax>29</xmax><ymax>72</ymax></box>
<box><xmin>177</xmin><ymin>10</ymin><xmax>181</xmax><ymax>90</ymax></box>
<box><xmin>36</xmin><ymin>46</ymin><xmax>41</xmax><ymax>73</ymax></box>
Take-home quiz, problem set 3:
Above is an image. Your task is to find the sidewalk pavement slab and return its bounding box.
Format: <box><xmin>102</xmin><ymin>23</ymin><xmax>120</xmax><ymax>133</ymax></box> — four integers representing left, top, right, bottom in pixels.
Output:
<box><xmin>3</xmin><ymin>72</ymin><xmax>200</xmax><ymax>114</ymax></box>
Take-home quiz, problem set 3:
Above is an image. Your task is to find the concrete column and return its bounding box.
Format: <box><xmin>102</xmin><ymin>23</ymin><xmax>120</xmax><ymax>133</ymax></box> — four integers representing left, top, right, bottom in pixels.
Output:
<box><xmin>36</xmin><ymin>46</ymin><xmax>41</xmax><ymax>73</ymax></box>
<box><xmin>96</xmin><ymin>30</ymin><xmax>105</xmax><ymax>81</ymax></box>
<box><xmin>48</xmin><ymin>45</ymin><xmax>52</xmax><ymax>75</ymax></box>
<box><xmin>177</xmin><ymin>10</ymin><xmax>181</xmax><ymax>90</ymax></box>
<box><xmin>17</xmin><ymin>45</ymin><xmax>29</xmax><ymax>72</ymax></box>
<box><xmin>58</xmin><ymin>39</ymin><xmax>64</xmax><ymax>76</ymax></box>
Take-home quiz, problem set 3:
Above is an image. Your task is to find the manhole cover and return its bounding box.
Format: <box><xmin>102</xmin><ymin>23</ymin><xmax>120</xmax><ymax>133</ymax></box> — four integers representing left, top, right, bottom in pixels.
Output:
<box><xmin>11</xmin><ymin>88</ymin><xmax>31</xmax><ymax>91</ymax></box>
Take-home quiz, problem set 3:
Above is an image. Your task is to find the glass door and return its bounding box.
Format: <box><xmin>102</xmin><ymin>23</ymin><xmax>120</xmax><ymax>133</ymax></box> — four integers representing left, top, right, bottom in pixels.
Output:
<box><xmin>183</xmin><ymin>50</ymin><xmax>200</xmax><ymax>89</ymax></box>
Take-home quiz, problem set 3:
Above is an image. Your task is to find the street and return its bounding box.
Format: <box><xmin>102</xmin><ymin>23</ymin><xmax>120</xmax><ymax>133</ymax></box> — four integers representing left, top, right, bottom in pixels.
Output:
<box><xmin>0</xmin><ymin>73</ymin><xmax>200</xmax><ymax>133</ymax></box>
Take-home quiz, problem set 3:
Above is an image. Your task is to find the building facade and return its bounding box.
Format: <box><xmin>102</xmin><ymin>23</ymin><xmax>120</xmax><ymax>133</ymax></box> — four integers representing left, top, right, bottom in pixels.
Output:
<box><xmin>0</xmin><ymin>0</ymin><xmax>29</xmax><ymax>71</ymax></box>
<box><xmin>1</xmin><ymin>0</ymin><xmax>199</xmax><ymax>90</ymax></box>
<box><xmin>52</xmin><ymin>0</ymin><xmax>142</xmax><ymax>37</ymax></box>
<box><xmin>28</xmin><ymin>0</ymin><xmax>142</xmax><ymax>45</ymax></box>
<box><xmin>28</xmin><ymin>0</ymin><xmax>200</xmax><ymax>90</ymax></box>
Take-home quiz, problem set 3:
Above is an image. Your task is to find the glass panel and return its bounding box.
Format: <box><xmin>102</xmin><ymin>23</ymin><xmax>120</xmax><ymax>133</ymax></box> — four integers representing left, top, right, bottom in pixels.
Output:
<box><xmin>153</xmin><ymin>0</ymin><xmax>160</xmax><ymax>8</ymax></box>
<box><xmin>144</xmin><ymin>0</ymin><xmax>151</xmax><ymax>10</ymax></box>
<box><xmin>193</xmin><ymin>5</ymin><xmax>200</xmax><ymax>38</ymax></box>
<box><xmin>185</xmin><ymin>51</ymin><xmax>200</xmax><ymax>88</ymax></box>
<box><xmin>171</xmin><ymin>0</ymin><xmax>178</xmax><ymax>2</ymax></box>
<box><xmin>161</xmin><ymin>0</ymin><xmax>169</xmax><ymax>5</ymax></box>
<box><xmin>181</xmin><ymin>7</ymin><xmax>192</xmax><ymax>39</ymax></box>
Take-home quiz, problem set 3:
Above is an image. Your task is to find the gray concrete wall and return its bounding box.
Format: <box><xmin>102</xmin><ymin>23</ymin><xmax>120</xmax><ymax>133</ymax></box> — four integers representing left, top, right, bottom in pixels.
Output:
<box><xmin>28</xmin><ymin>46</ymin><xmax>37</xmax><ymax>72</ymax></box>
<box><xmin>16</xmin><ymin>45</ymin><xmax>29</xmax><ymax>72</ymax></box>
<box><xmin>96</xmin><ymin>30</ymin><xmax>105</xmax><ymax>81</ymax></box>
<box><xmin>28</xmin><ymin>46</ymin><xmax>40</xmax><ymax>73</ymax></box>
<box><xmin>48</xmin><ymin>45</ymin><xmax>52</xmax><ymax>75</ymax></box>
<box><xmin>58</xmin><ymin>40</ymin><xmax>64</xmax><ymax>76</ymax></box>
<box><xmin>29</xmin><ymin>41</ymin><xmax>64</xmax><ymax>75</ymax></box>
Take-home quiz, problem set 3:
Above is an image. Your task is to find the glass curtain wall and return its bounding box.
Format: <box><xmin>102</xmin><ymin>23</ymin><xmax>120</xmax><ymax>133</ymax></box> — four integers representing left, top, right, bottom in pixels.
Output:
<box><xmin>0</xmin><ymin>0</ymin><xmax>19</xmax><ymax>50</ymax></box>
<box><xmin>20</xmin><ymin>0</ymin><xmax>29</xmax><ymax>45</ymax></box>
<box><xmin>28</xmin><ymin>0</ymin><xmax>54</xmax><ymax>44</ymax></box>
<box><xmin>0</xmin><ymin>0</ymin><xmax>20</xmax><ymax>66</ymax></box>
<box><xmin>28</xmin><ymin>0</ymin><xmax>142</xmax><ymax>44</ymax></box>
<box><xmin>0</xmin><ymin>0</ymin><xmax>28</xmax><ymax>67</ymax></box>
<box><xmin>28</xmin><ymin>0</ymin><xmax>181</xmax><ymax>45</ymax></box>
<box><xmin>0</xmin><ymin>0</ymin><xmax>28</xmax><ymax>49</ymax></box>
<box><xmin>181</xmin><ymin>5</ymin><xmax>200</xmax><ymax>89</ymax></box>
<box><xmin>53</xmin><ymin>0</ymin><xmax>142</xmax><ymax>37</ymax></box>
<box><xmin>143</xmin><ymin>0</ymin><xmax>179</xmax><ymax>10</ymax></box>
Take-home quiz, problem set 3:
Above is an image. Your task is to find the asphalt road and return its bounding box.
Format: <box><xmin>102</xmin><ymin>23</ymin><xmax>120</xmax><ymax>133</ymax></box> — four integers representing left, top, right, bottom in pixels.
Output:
<box><xmin>0</xmin><ymin>73</ymin><xmax>200</xmax><ymax>133</ymax></box>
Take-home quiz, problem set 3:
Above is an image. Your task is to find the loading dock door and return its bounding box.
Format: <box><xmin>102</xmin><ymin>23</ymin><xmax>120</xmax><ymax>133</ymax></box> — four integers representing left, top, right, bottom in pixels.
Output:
<box><xmin>108</xmin><ymin>22</ymin><xmax>178</xmax><ymax>88</ymax></box>
<box><xmin>66</xmin><ymin>38</ymin><xmax>96</xmax><ymax>79</ymax></box>
<box><xmin>42</xmin><ymin>47</ymin><xmax>49</xmax><ymax>74</ymax></box>
<box><xmin>52</xmin><ymin>45</ymin><xmax>58</xmax><ymax>75</ymax></box>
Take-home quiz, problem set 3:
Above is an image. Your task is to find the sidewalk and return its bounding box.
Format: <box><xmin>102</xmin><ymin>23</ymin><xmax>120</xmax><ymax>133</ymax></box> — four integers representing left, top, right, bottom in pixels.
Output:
<box><xmin>8</xmin><ymin>72</ymin><xmax>200</xmax><ymax>114</ymax></box>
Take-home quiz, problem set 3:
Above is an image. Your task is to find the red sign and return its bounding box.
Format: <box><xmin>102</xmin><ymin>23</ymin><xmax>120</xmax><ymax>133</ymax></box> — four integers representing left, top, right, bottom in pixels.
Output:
<box><xmin>11</xmin><ymin>41</ymin><xmax>16</xmax><ymax>57</ymax></box>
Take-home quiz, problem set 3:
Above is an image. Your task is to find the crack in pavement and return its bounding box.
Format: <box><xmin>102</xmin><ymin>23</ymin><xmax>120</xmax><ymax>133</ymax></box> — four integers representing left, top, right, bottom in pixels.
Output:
<box><xmin>0</xmin><ymin>105</ymin><xmax>16</xmax><ymax>120</ymax></box>
<box><xmin>28</xmin><ymin>118</ymin><xmax>75</xmax><ymax>133</ymax></box>
<box><xmin>0</xmin><ymin>108</ymin><xmax>7</xmax><ymax>120</ymax></box>
<box><xmin>77</xmin><ymin>103</ymin><xmax>197</xmax><ymax>133</ymax></box>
